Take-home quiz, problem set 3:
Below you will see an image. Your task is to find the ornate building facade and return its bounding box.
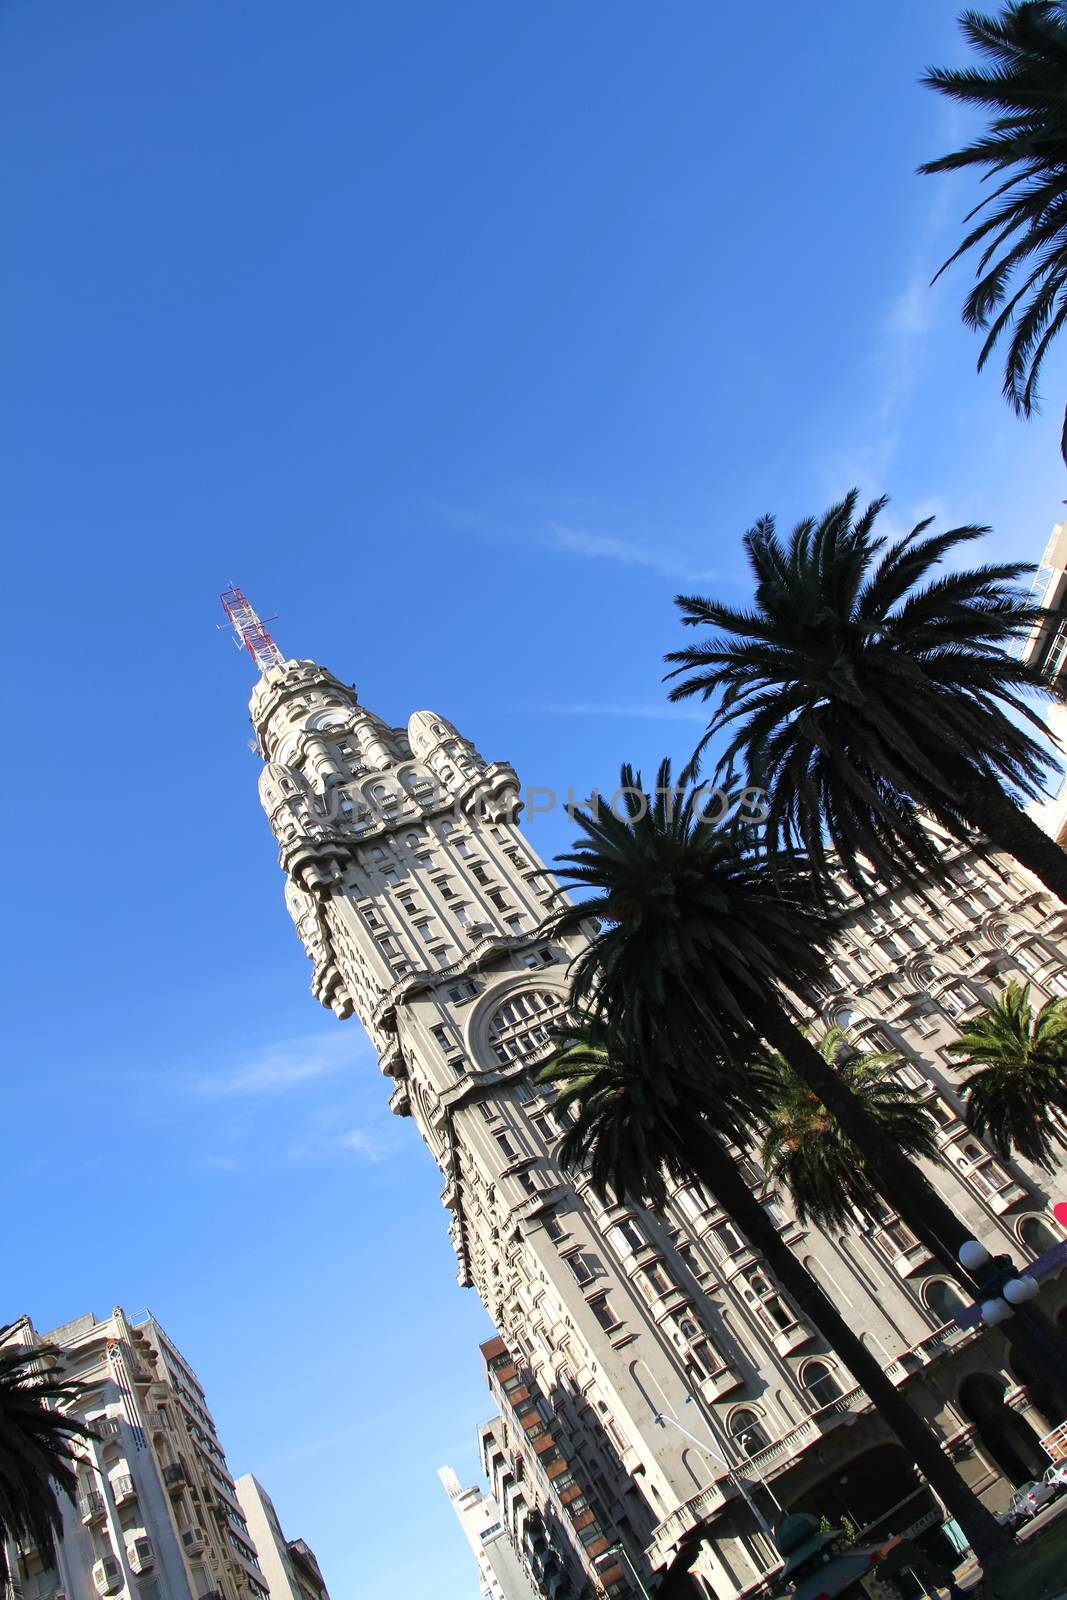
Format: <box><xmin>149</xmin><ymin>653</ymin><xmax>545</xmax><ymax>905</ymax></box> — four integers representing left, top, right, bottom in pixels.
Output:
<box><xmin>2</xmin><ymin>1308</ymin><xmax>322</xmax><ymax>1600</ymax></box>
<box><xmin>245</xmin><ymin>648</ymin><xmax>1067</xmax><ymax>1600</ymax></box>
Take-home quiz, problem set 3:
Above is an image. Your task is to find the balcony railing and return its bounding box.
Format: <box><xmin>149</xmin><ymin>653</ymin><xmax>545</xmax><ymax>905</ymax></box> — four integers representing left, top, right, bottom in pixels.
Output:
<box><xmin>162</xmin><ymin>1462</ymin><xmax>187</xmax><ymax>1491</ymax></box>
<box><xmin>79</xmin><ymin>1492</ymin><xmax>105</xmax><ymax>1523</ymax></box>
<box><xmin>111</xmin><ymin>1474</ymin><xmax>136</xmax><ymax>1504</ymax></box>
<box><xmin>647</xmin><ymin>1480</ymin><xmax>729</xmax><ymax>1567</ymax></box>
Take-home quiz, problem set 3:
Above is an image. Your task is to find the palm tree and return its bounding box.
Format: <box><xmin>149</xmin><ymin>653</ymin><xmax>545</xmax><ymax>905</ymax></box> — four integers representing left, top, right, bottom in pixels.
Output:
<box><xmin>664</xmin><ymin>492</ymin><xmax>1066</xmax><ymax>903</ymax></box>
<box><xmin>946</xmin><ymin>981</ymin><xmax>1067</xmax><ymax>1164</ymax></box>
<box><xmin>0</xmin><ymin>1325</ymin><xmax>91</xmax><ymax>1581</ymax></box>
<box><xmin>919</xmin><ymin>2</ymin><xmax>1067</xmax><ymax>459</ymax></box>
<box><xmin>538</xmin><ymin>1027</ymin><xmax>1012</xmax><ymax>1563</ymax></box>
<box><xmin>752</xmin><ymin>1027</ymin><xmax>941</xmax><ymax>1229</ymax></box>
<box><xmin>543</xmin><ymin>761</ymin><xmax>1067</xmax><ymax>1405</ymax></box>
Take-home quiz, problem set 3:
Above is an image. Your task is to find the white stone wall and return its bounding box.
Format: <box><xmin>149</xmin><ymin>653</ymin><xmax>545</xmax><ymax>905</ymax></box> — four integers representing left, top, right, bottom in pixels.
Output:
<box><xmin>252</xmin><ymin>657</ymin><xmax>1067</xmax><ymax>1600</ymax></box>
<box><xmin>5</xmin><ymin>1308</ymin><xmax>268</xmax><ymax>1600</ymax></box>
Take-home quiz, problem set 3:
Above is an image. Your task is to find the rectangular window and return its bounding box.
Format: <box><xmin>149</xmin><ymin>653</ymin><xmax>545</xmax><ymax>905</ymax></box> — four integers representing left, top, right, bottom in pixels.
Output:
<box><xmin>362</xmin><ymin>908</ymin><xmax>381</xmax><ymax>929</ymax></box>
<box><xmin>414</xmin><ymin>922</ymin><xmax>434</xmax><ymax>942</ymax></box>
<box><xmin>488</xmin><ymin>888</ymin><xmax>508</xmax><ymax>909</ymax></box>
<box><xmin>505</xmin><ymin>915</ymin><xmax>523</xmax><ymax>933</ymax></box>
<box><xmin>589</xmin><ymin>1296</ymin><xmax>617</xmax><ymax>1331</ymax></box>
<box><xmin>544</xmin><ymin>1213</ymin><xmax>565</xmax><ymax>1242</ymax></box>
<box><xmin>578</xmin><ymin>1523</ymin><xmax>604</xmax><ymax>1547</ymax></box>
<box><xmin>501</xmin><ymin>1374</ymin><xmax>525</xmax><ymax>1394</ymax></box>
<box><xmin>564</xmin><ymin>1252</ymin><xmax>594</xmax><ymax>1286</ymax></box>
<box><xmin>524</xmin><ymin>1421</ymin><xmax>548</xmax><ymax>1441</ymax></box>
<box><xmin>610</xmin><ymin>1218</ymin><xmax>645</xmax><ymax>1255</ymax></box>
<box><xmin>677</xmin><ymin>1185</ymin><xmax>710</xmax><ymax>1222</ymax></box>
<box><xmin>637</xmin><ymin>1261</ymin><xmax>672</xmax><ymax>1300</ymax></box>
<box><xmin>494</xmin><ymin>1131</ymin><xmax>518</xmax><ymax>1160</ymax></box>
<box><xmin>477</xmin><ymin>1101</ymin><xmax>496</xmax><ymax>1122</ymax></box>
<box><xmin>431</xmin><ymin>1024</ymin><xmax>452</xmax><ymax>1049</ymax></box>
<box><xmin>434</xmin><ymin>877</ymin><xmax>455</xmax><ymax>899</ymax></box>
<box><xmin>382</xmin><ymin>868</ymin><xmax>400</xmax><ymax>885</ymax></box>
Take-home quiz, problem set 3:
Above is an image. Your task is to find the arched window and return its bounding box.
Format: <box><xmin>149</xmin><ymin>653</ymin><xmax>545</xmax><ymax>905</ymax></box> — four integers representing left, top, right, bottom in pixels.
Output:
<box><xmin>487</xmin><ymin>991</ymin><xmax>563</xmax><ymax>1066</ymax></box>
<box><xmin>729</xmin><ymin>1409</ymin><xmax>768</xmax><ymax>1457</ymax></box>
<box><xmin>924</xmin><ymin>1279</ymin><xmax>967</xmax><ymax>1325</ymax></box>
<box><xmin>802</xmin><ymin>1361</ymin><xmax>841</xmax><ymax>1409</ymax></box>
<box><xmin>1019</xmin><ymin>1216</ymin><xmax>1059</xmax><ymax>1257</ymax></box>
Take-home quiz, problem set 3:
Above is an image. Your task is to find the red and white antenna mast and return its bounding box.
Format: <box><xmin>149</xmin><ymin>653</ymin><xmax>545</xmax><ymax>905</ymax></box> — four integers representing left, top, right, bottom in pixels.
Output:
<box><xmin>219</xmin><ymin>586</ymin><xmax>285</xmax><ymax>672</ymax></box>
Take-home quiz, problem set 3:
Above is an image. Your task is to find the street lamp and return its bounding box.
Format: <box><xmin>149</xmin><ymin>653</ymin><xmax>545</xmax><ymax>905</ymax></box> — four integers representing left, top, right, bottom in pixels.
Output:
<box><xmin>653</xmin><ymin>1405</ymin><xmax>782</xmax><ymax>1534</ymax></box>
<box><xmin>593</xmin><ymin>1541</ymin><xmax>653</xmax><ymax>1600</ymax></box>
<box><xmin>954</xmin><ymin>1238</ymin><xmax>1045</xmax><ymax>1331</ymax></box>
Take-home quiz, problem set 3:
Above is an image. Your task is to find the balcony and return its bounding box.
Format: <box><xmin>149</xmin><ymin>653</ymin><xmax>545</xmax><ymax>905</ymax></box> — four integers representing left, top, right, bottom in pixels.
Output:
<box><xmin>181</xmin><ymin>1524</ymin><xmax>206</xmax><ymax>1556</ymax></box>
<box><xmin>694</xmin><ymin>1365</ymin><xmax>743</xmax><ymax>1401</ymax></box>
<box><xmin>112</xmin><ymin>1474</ymin><xmax>136</xmax><ymax>1506</ymax></box>
<box><xmin>79</xmin><ymin>1492</ymin><xmax>106</xmax><ymax>1524</ymax></box>
<box><xmin>91</xmin><ymin>1557</ymin><xmax>122</xmax><ymax>1596</ymax></box>
<box><xmin>163</xmin><ymin>1462</ymin><xmax>187</xmax><ymax>1492</ymax></box>
<box><xmin>127</xmin><ymin>1535</ymin><xmax>154</xmax><ymax>1574</ymax></box>
<box><xmin>647</xmin><ymin>1480</ymin><xmax>730</xmax><ymax>1568</ymax></box>
<box><xmin>771</xmin><ymin>1320</ymin><xmax>816</xmax><ymax>1357</ymax></box>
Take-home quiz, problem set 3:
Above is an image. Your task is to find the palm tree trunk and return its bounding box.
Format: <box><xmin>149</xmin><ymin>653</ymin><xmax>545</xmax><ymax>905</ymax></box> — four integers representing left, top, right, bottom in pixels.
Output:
<box><xmin>681</xmin><ymin>1131</ymin><xmax>1011</xmax><ymax>1566</ymax></box>
<box><xmin>950</xmin><ymin>767</ymin><xmax>1067</xmax><ymax>905</ymax></box>
<box><xmin>754</xmin><ymin>1003</ymin><xmax>1067</xmax><ymax>1412</ymax></box>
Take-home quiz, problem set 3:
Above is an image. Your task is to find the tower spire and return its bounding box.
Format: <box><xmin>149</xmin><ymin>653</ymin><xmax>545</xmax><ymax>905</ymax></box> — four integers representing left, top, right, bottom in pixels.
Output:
<box><xmin>220</xmin><ymin>585</ymin><xmax>284</xmax><ymax>672</ymax></box>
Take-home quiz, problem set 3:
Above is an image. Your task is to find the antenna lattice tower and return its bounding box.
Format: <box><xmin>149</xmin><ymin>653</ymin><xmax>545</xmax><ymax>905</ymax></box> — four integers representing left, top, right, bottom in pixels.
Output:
<box><xmin>219</xmin><ymin>586</ymin><xmax>284</xmax><ymax>672</ymax></box>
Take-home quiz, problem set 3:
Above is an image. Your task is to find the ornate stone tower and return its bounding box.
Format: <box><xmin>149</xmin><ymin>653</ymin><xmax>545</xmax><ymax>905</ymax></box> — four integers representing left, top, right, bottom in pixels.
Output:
<box><xmin>229</xmin><ymin>593</ymin><xmax>1067</xmax><ymax>1600</ymax></box>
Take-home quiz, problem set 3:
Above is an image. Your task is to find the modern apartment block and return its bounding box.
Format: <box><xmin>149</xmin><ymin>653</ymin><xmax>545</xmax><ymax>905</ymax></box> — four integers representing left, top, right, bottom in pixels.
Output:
<box><xmin>4</xmin><ymin>1307</ymin><xmax>272</xmax><ymax>1600</ymax></box>
<box><xmin>234</xmin><ymin>1479</ymin><xmax>330</xmax><ymax>1600</ymax></box>
<box><xmin>1024</xmin><ymin>518</ymin><xmax>1067</xmax><ymax>845</ymax></box>
<box><xmin>238</xmin><ymin>615</ymin><xmax>1067</xmax><ymax>1599</ymax></box>
<box><xmin>439</xmin><ymin>1462</ymin><xmax>545</xmax><ymax>1600</ymax></box>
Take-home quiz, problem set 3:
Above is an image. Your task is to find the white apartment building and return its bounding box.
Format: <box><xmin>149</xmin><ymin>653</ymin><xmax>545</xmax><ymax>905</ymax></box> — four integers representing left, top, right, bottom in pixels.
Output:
<box><xmin>439</xmin><ymin>1464</ymin><xmax>544</xmax><ymax>1600</ymax></box>
<box><xmin>238</xmin><ymin>619</ymin><xmax>1067</xmax><ymax>1600</ymax></box>
<box><xmin>4</xmin><ymin>1307</ymin><xmax>272</xmax><ymax>1600</ymax></box>
<box><xmin>4</xmin><ymin>1311</ymin><xmax>331</xmax><ymax>1600</ymax></box>
<box><xmin>233</xmin><ymin>1479</ymin><xmax>329</xmax><ymax>1600</ymax></box>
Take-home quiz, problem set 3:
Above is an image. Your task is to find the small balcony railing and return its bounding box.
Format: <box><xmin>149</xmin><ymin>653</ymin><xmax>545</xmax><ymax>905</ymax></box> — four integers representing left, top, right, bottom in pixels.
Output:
<box><xmin>79</xmin><ymin>1492</ymin><xmax>105</xmax><ymax>1523</ymax></box>
<box><xmin>111</xmin><ymin>1474</ymin><xmax>136</xmax><ymax>1504</ymax></box>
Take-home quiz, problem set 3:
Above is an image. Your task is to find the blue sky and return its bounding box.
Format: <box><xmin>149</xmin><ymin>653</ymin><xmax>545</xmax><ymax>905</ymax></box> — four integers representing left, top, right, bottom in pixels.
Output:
<box><xmin>2</xmin><ymin>3</ymin><xmax>1065</xmax><ymax>1598</ymax></box>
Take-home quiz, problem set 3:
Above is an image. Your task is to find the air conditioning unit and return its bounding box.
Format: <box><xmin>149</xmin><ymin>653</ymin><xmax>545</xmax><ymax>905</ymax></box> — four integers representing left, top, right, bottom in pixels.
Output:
<box><xmin>92</xmin><ymin>1556</ymin><xmax>122</xmax><ymax>1595</ymax></box>
<box><xmin>127</xmin><ymin>1535</ymin><xmax>154</xmax><ymax>1573</ymax></box>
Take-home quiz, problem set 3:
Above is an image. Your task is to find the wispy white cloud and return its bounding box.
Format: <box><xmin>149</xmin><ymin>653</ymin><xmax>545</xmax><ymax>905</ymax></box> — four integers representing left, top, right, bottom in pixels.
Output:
<box><xmin>337</xmin><ymin>1126</ymin><xmax>389</xmax><ymax>1162</ymax></box>
<box><xmin>532</xmin><ymin>701</ymin><xmax>706</xmax><ymax>724</ymax></box>
<box><xmin>546</xmin><ymin>522</ymin><xmax>716</xmax><ymax>583</ymax></box>
<box><xmin>188</xmin><ymin>1032</ymin><xmax>359</xmax><ymax>1099</ymax></box>
<box><xmin>429</xmin><ymin>501</ymin><xmax>719</xmax><ymax>585</ymax></box>
<box><xmin>285</xmin><ymin>1105</ymin><xmax>393</xmax><ymax>1165</ymax></box>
